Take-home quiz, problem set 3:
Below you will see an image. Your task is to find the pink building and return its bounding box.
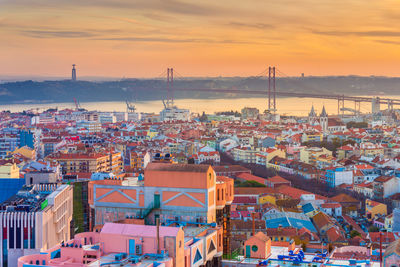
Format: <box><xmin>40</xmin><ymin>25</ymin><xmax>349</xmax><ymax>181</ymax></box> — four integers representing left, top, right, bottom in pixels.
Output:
<box><xmin>18</xmin><ymin>222</ymin><xmax>223</xmax><ymax>267</ymax></box>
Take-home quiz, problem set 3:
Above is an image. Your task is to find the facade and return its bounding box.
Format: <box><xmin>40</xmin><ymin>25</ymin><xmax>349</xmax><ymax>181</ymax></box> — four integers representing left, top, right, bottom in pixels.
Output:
<box><xmin>160</xmin><ymin>107</ymin><xmax>190</xmax><ymax>122</ymax></box>
<box><xmin>76</xmin><ymin>121</ymin><xmax>102</xmax><ymax>133</ymax></box>
<box><xmin>1</xmin><ymin>184</ymin><xmax>73</xmax><ymax>267</ymax></box>
<box><xmin>46</xmin><ymin>151</ymin><xmax>123</xmax><ymax>175</ymax></box>
<box><xmin>0</xmin><ymin>163</ymin><xmax>19</xmax><ymax>178</ymax></box>
<box><xmin>325</xmin><ymin>167</ymin><xmax>353</xmax><ymax>188</ymax></box>
<box><xmin>299</xmin><ymin>147</ymin><xmax>332</xmax><ymax>165</ymax></box>
<box><xmin>88</xmin><ymin>163</ymin><xmax>233</xmax><ymax>225</ymax></box>
<box><xmin>365</xmin><ymin>199</ymin><xmax>387</xmax><ymax>221</ymax></box>
<box><xmin>18</xmin><ymin>222</ymin><xmax>223</xmax><ymax>267</ymax></box>
<box><xmin>383</xmin><ymin>239</ymin><xmax>400</xmax><ymax>267</ymax></box>
<box><xmin>232</xmin><ymin>147</ymin><xmax>257</xmax><ymax>163</ymax></box>
<box><xmin>241</xmin><ymin>107</ymin><xmax>259</xmax><ymax>120</ymax></box>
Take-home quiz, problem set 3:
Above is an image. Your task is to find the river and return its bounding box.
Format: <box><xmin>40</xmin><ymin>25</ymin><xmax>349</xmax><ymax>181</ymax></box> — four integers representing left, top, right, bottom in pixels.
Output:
<box><xmin>0</xmin><ymin>97</ymin><xmax>392</xmax><ymax>116</ymax></box>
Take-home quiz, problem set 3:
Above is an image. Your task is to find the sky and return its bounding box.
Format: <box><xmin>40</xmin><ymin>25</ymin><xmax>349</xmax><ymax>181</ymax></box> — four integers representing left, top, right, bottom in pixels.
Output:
<box><xmin>1</xmin><ymin>0</ymin><xmax>400</xmax><ymax>78</ymax></box>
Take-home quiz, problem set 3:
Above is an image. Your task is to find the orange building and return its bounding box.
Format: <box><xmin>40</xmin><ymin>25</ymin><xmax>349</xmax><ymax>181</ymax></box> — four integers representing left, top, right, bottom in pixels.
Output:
<box><xmin>88</xmin><ymin>163</ymin><xmax>234</xmax><ymax>254</ymax></box>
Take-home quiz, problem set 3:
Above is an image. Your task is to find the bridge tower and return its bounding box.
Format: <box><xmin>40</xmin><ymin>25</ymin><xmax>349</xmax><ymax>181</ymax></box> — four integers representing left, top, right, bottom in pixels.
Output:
<box><xmin>268</xmin><ymin>66</ymin><xmax>276</xmax><ymax>114</ymax></box>
<box><xmin>372</xmin><ymin>97</ymin><xmax>380</xmax><ymax>114</ymax></box>
<box><xmin>164</xmin><ymin>68</ymin><xmax>174</xmax><ymax>108</ymax></box>
<box><xmin>388</xmin><ymin>99</ymin><xmax>394</xmax><ymax>112</ymax></box>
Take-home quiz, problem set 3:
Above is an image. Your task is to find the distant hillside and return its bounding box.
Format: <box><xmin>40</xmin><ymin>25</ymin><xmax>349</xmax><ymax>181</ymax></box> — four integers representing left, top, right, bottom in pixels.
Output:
<box><xmin>1</xmin><ymin>76</ymin><xmax>400</xmax><ymax>104</ymax></box>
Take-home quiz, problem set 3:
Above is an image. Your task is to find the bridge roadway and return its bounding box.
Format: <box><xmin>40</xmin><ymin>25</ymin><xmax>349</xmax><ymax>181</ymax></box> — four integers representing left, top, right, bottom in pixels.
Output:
<box><xmin>169</xmin><ymin>88</ymin><xmax>400</xmax><ymax>105</ymax></box>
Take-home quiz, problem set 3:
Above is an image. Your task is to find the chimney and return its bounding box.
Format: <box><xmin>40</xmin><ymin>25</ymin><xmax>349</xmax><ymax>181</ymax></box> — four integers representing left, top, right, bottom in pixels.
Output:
<box><xmin>156</xmin><ymin>218</ymin><xmax>160</xmax><ymax>254</ymax></box>
<box><xmin>252</xmin><ymin>213</ymin><xmax>255</xmax><ymax>236</ymax></box>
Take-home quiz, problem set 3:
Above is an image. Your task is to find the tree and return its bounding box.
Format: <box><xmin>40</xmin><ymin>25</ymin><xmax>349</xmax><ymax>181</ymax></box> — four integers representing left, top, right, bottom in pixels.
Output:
<box><xmin>235</xmin><ymin>180</ymin><xmax>266</xmax><ymax>187</ymax></box>
<box><xmin>368</xmin><ymin>226</ymin><xmax>380</xmax><ymax>233</ymax></box>
<box><xmin>350</xmin><ymin>230</ymin><xmax>361</xmax><ymax>238</ymax></box>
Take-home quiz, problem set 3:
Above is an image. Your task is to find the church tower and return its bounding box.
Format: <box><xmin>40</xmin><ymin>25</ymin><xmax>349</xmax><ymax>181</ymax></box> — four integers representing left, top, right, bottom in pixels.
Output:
<box><xmin>308</xmin><ymin>105</ymin><xmax>317</xmax><ymax>125</ymax></box>
<box><xmin>320</xmin><ymin>105</ymin><xmax>328</xmax><ymax>132</ymax></box>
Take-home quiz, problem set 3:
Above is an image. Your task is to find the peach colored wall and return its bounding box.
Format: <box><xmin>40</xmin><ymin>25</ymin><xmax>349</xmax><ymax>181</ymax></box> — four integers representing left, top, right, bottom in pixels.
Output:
<box><xmin>190</xmin><ymin>192</ymin><xmax>206</xmax><ymax>203</ymax></box>
<box><xmin>216</xmin><ymin>182</ymin><xmax>227</xmax><ymax>207</ymax></box>
<box><xmin>163</xmin><ymin>191</ymin><xmax>179</xmax><ymax>201</ymax></box>
<box><xmin>245</xmin><ymin>236</ymin><xmax>270</xmax><ymax>259</ymax></box>
<box><xmin>139</xmin><ymin>193</ymin><xmax>144</xmax><ymax>207</ymax></box>
<box><xmin>166</xmin><ymin>194</ymin><xmax>203</xmax><ymax>208</ymax></box>
<box><xmin>144</xmin><ymin>166</ymin><xmax>215</xmax><ymax>189</ymax></box>
<box><xmin>121</xmin><ymin>189</ymin><xmax>137</xmax><ymax>200</ymax></box>
<box><xmin>88</xmin><ymin>180</ymin><xmax>123</xmax><ymax>205</ymax></box>
<box><xmin>98</xmin><ymin>191</ymin><xmax>134</xmax><ymax>203</ymax></box>
<box><xmin>208</xmin><ymin>190</ymin><xmax>214</xmax><ymax>206</ymax></box>
<box><xmin>216</xmin><ymin>227</ymin><xmax>223</xmax><ymax>253</ymax></box>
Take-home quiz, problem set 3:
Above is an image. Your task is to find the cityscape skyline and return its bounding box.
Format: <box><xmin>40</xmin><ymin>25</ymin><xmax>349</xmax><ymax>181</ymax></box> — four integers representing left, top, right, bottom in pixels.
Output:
<box><xmin>1</xmin><ymin>0</ymin><xmax>400</xmax><ymax>77</ymax></box>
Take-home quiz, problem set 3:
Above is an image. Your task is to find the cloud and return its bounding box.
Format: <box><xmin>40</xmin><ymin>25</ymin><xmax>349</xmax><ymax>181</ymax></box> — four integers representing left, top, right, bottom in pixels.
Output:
<box><xmin>312</xmin><ymin>30</ymin><xmax>400</xmax><ymax>37</ymax></box>
<box><xmin>21</xmin><ymin>30</ymin><xmax>98</xmax><ymax>38</ymax></box>
<box><xmin>228</xmin><ymin>21</ymin><xmax>275</xmax><ymax>29</ymax></box>
<box><xmin>93</xmin><ymin>36</ymin><xmax>277</xmax><ymax>45</ymax></box>
<box><xmin>1</xmin><ymin>0</ymin><xmax>223</xmax><ymax>16</ymax></box>
<box><xmin>375</xmin><ymin>40</ymin><xmax>400</xmax><ymax>46</ymax></box>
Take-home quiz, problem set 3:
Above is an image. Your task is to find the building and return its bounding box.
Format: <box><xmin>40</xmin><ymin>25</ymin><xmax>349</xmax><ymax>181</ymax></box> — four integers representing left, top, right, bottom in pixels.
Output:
<box><xmin>299</xmin><ymin>147</ymin><xmax>332</xmax><ymax>165</ymax></box>
<box><xmin>160</xmin><ymin>107</ymin><xmax>190</xmax><ymax>122</ymax></box>
<box><xmin>1</xmin><ymin>184</ymin><xmax>73</xmax><ymax>267</ymax></box>
<box><xmin>18</xmin><ymin>221</ymin><xmax>224</xmax><ymax>267</ymax></box>
<box><xmin>231</xmin><ymin>147</ymin><xmax>257</xmax><ymax>163</ymax></box>
<box><xmin>241</xmin><ymin>107</ymin><xmax>259</xmax><ymax>120</ymax></box>
<box><xmin>76</xmin><ymin>121</ymin><xmax>102</xmax><ymax>133</ymax></box>
<box><xmin>244</xmin><ymin>232</ymin><xmax>271</xmax><ymax>259</ymax></box>
<box><xmin>365</xmin><ymin>199</ymin><xmax>387</xmax><ymax>221</ymax></box>
<box><xmin>383</xmin><ymin>239</ymin><xmax>400</xmax><ymax>267</ymax></box>
<box><xmin>265</xmin><ymin>175</ymin><xmax>291</xmax><ymax>188</ymax></box>
<box><xmin>325</xmin><ymin>167</ymin><xmax>353</xmax><ymax>188</ymax></box>
<box><xmin>373</xmin><ymin>176</ymin><xmax>400</xmax><ymax>199</ymax></box>
<box><xmin>46</xmin><ymin>151</ymin><xmax>123</xmax><ymax>176</ymax></box>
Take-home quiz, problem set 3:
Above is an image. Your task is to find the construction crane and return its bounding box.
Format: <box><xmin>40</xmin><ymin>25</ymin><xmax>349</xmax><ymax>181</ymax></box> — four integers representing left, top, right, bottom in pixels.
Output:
<box><xmin>126</xmin><ymin>100</ymin><xmax>136</xmax><ymax>113</ymax></box>
<box><xmin>73</xmin><ymin>97</ymin><xmax>81</xmax><ymax>110</ymax></box>
<box><xmin>73</xmin><ymin>97</ymin><xmax>86</xmax><ymax>111</ymax></box>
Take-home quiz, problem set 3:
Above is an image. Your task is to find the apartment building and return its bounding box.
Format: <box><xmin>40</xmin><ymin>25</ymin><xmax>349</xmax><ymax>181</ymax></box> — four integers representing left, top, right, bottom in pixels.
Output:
<box><xmin>0</xmin><ymin>184</ymin><xmax>73</xmax><ymax>267</ymax></box>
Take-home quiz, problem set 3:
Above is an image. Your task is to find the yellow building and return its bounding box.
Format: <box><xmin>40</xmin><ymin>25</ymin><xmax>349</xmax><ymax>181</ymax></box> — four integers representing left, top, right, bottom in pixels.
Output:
<box><xmin>0</xmin><ymin>163</ymin><xmax>20</xmax><ymax>178</ymax></box>
<box><xmin>46</xmin><ymin>151</ymin><xmax>123</xmax><ymax>175</ymax></box>
<box><xmin>258</xmin><ymin>194</ymin><xmax>276</xmax><ymax>205</ymax></box>
<box><xmin>365</xmin><ymin>199</ymin><xmax>387</xmax><ymax>221</ymax></box>
<box><xmin>360</xmin><ymin>143</ymin><xmax>384</xmax><ymax>158</ymax></box>
<box><xmin>301</xmin><ymin>132</ymin><xmax>323</xmax><ymax>143</ymax></box>
<box><xmin>11</xmin><ymin>146</ymin><xmax>36</xmax><ymax>160</ymax></box>
<box><xmin>300</xmin><ymin>147</ymin><xmax>332</xmax><ymax>165</ymax></box>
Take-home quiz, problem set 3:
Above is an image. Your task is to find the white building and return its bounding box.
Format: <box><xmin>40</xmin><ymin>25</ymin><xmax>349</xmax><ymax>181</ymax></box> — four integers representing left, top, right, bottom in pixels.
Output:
<box><xmin>0</xmin><ymin>184</ymin><xmax>73</xmax><ymax>267</ymax></box>
<box><xmin>76</xmin><ymin>120</ymin><xmax>102</xmax><ymax>133</ymax></box>
<box><xmin>160</xmin><ymin>107</ymin><xmax>190</xmax><ymax>122</ymax></box>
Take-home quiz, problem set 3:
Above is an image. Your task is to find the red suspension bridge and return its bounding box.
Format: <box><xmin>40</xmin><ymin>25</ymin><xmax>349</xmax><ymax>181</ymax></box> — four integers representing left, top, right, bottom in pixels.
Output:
<box><xmin>152</xmin><ymin>67</ymin><xmax>400</xmax><ymax>115</ymax></box>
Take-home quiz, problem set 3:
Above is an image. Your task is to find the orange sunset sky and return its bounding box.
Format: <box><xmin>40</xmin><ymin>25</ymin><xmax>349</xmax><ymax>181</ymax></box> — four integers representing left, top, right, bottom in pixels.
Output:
<box><xmin>1</xmin><ymin>0</ymin><xmax>400</xmax><ymax>78</ymax></box>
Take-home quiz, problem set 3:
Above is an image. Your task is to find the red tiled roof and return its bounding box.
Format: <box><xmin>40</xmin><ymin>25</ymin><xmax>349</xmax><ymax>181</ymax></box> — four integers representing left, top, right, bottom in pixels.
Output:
<box><xmin>276</xmin><ymin>185</ymin><xmax>327</xmax><ymax>200</ymax></box>
<box><xmin>267</xmin><ymin>175</ymin><xmax>290</xmax><ymax>184</ymax></box>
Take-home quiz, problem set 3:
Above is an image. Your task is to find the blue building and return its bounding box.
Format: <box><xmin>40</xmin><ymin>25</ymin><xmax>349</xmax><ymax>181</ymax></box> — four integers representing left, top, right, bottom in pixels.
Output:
<box><xmin>0</xmin><ymin>178</ymin><xmax>25</xmax><ymax>203</ymax></box>
<box><xmin>264</xmin><ymin>211</ymin><xmax>317</xmax><ymax>232</ymax></box>
<box><xmin>19</xmin><ymin>130</ymin><xmax>34</xmax><ymax>149</ymax></box>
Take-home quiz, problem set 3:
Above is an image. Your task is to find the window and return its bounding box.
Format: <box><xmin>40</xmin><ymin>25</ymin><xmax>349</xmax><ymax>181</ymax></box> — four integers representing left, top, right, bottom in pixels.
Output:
<box><xmin>252</xmin><ymin>245</ymin><xmax>258</xmax><ymax>252</ymax></box>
